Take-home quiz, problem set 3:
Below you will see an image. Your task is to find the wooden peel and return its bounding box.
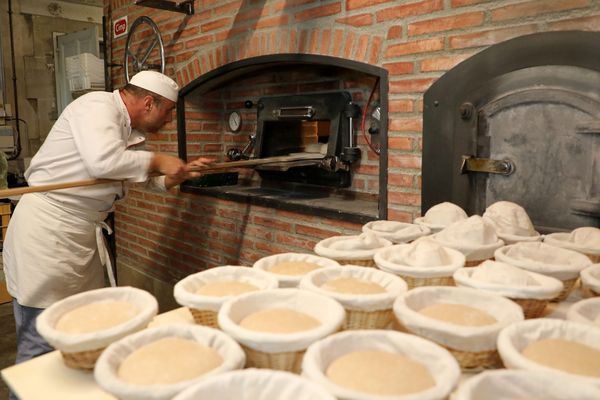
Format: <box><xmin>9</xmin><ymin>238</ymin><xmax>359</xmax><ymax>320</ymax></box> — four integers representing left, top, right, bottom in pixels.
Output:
<box><xmin>0</xmin><ymin>153</ymin><xmax>325</xmax><ymax>198</ymax></box>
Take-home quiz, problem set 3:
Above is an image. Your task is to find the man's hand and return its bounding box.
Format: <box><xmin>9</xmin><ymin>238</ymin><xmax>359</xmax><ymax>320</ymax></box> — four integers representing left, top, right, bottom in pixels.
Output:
<box><xmin>161</xmin><ymin>156</ymin><xmax>215</xmax><ymax>189</ymax></box>
<box><xmin>186</xmin><ymin>157</ymin><xmax>216</xmax><ymax>179</ymax></box>
<box><xmin>149</xmin><ymin>153</ymin><xmax>187</xmax><ymax>177</ymax></box>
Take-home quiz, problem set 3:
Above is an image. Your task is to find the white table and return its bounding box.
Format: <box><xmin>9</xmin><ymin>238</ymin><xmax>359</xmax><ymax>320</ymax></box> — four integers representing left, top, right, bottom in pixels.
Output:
<box><xmin>1</xmin><ymin>307</ymin><xmax>194</xmax><ymax>400</ymax></box>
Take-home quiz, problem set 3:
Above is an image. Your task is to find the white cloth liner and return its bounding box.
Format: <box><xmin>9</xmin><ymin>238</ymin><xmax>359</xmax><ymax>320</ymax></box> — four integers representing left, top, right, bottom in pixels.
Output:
<box><xmin>581</xmin><ymin>264</ymin><xmax>600</xmax><ymax>293</ymax></box>
<box><xmin>497</xmin><ymin>318</ymin><xmax>600</xmax><ymax>388</ymax></box>
<box><xmin>428</xmin><ymin>216</ymin><xmax>504</xmax><ymax>261</ymax></box>
<box><xmin>299</xmin><ymin>266</ymin><xmax>408</xmax><ymax>312</ymax></box>
<box><xmin>494</xmin><ymin>242</ymin><xmax>591</xmax><ymax>280</ymax></box>
<box><xmin>414</xmin><ymin>202</ymin><xmax>468</xmax><ymax>233</ymax></box>
<box><xmin>393</xmin><ymin>286</ymin><xmax>524</xmax><ymax>352</ymax></box>
<box><xmin>544</xmin><ymin>227</ymin><xmax>600</xmax><ymax>257</ymax></box>
<box><xmin>314</xmin><ymin>233</ymin><xmax>393</xmax><ymax>261</ymax></box>
<box><xmin>94</xmin><ymin>324</ymin><xmax>245</xmax><ymax>400</ymax></box>
<box><xmin>36</xmin><ymin>286</ymin><xmax>158</xmax><ymax>353</ymax></box>
<box><xmin>374</xmin><ymin>241</ymin><xmax>465</xmax><ymax>278</ymax></box>
<box><xmin>482</xmin><ymin>201</ymin><xmax>540</xmax><ymax>245</ymax></box>
<box><xmin>362</xmin><ymin>220</ymin><xmax>430</xmax><ymax>244</ymax></box>
<box><xmin>252</xmin><ymin>253</ymin><xmax>340</xmax><ymax>288</ymax></box>
<box><xmin>173</xmin><ymin>368</ymin><xmax>336</xmax><ymax>400</ymax></box>
<box><xmin>173</xmin><ymin>266</ymin><xmax>279</xmax><ymax>312</ymax></box>
<box><xmin>301</xmin><ymin>330</ymin><xmax>460</xmax><ymax>400</ymax></box>
<box><xmin>566</xmin><ymin>297</ymin><xmax>600</xmax><ymax>327</ymax></box>
<box><xmin>451</xmin><ymin>369</ymin><xmax>600</xmax><ymax>400</ymax></box>
<box><xmin>218</xmin><ymin>288</ymin><xmax>345</xmax><ymax>353</ymax></box>
<box><xmin>453</xmin><ymin>261</ymin><xmax>563</xmax><ymax>300</ymax></box>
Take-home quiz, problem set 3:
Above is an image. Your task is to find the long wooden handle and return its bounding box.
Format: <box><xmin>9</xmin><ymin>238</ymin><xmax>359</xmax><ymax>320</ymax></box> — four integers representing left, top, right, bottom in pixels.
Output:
<box><xmin>0</xmin><ymin>154</ymin><xmax>324</xmax><ymax>198</ymax></box>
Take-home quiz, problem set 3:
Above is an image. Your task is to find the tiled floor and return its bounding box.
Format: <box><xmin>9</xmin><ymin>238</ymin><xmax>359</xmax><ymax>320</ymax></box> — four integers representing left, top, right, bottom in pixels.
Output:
<box><xmin>0</xmin><ymin>302</ymin><xmax>16</xmax><ymax>399</ymax></box>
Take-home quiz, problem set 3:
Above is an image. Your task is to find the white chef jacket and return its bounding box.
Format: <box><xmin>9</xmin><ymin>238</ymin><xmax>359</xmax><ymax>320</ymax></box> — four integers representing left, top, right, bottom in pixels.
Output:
<box><xmin>3</xmin><ymin>90</ymin><xmax>167</xmax><ymax>307</ymax></box>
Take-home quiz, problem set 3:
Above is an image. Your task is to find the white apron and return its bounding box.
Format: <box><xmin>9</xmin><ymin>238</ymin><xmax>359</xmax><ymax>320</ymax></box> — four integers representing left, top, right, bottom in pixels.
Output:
<box><xmin>3</xmin><ymin>193</ymin><xmax>114</xmax><ymax>308</ymax></box>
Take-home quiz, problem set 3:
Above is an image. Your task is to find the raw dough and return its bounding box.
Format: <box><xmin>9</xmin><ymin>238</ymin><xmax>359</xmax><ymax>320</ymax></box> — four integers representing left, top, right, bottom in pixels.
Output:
<box><xmin>55</xmin><ymin>301</ymin><xmax>138</xmax><ymax>334</ymax></box>
<box><xmin>418</xmin><ymin>303</ymin><xmax>497</xmax><ymax>326</ymax></box>
<box><xmin>118</xmin><ymin>337</ymin><xmax>223</xmax><ymax>385</ymax></box>
<box><xmin>522</xmin><ymin>338</ymin><xmax>600</xmax><ymax>378</ymax></box>
<box><xmin>239</xmin><ymin>308</ymin><xmax>321</xmax><ymax>333</ymax></box>
<box><xmin>268</xmin><ymin>261</ymin><xmax>321</xmax><ymax>275</ymax></box>
<box><xmin>320</xmin><ymin>277</ymin><xmax>386</xmax><ymax>295</ymax></box>
<box><xmin>326</xmin><ymin>350</ymin><xmax>435</xmax><ymax>395</ymax></box>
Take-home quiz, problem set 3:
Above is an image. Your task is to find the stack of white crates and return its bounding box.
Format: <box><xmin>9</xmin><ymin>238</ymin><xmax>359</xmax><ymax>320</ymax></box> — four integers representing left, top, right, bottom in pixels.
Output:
<box><xmin>65</xmin><ymin>53</ymin><xmax>105</xmax><ymax>92</ymax></box>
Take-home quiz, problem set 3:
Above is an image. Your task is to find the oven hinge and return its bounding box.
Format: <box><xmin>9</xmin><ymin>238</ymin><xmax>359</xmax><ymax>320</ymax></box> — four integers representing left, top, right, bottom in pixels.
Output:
<box><xmin>460</xmin><ymin>156</ymin><xmax>515</xmax><ymax>175</ymax></box>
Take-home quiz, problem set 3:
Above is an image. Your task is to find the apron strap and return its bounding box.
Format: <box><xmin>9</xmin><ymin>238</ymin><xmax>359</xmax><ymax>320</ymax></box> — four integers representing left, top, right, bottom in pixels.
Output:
<box><xmin>95</xmin><ymin>221</ymin><xmax>116</xmax><ymax>287</ymax></box>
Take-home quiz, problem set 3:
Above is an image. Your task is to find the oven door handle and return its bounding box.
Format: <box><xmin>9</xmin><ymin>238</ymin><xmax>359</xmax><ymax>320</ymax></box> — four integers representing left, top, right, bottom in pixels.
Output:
<box><xmin>273</xmin><ymin>106</ymin><xmax>315</xmax><ymax>119</ymax></box>
<box><xmin>460</xmin><ymin>156</ymin><xmax>515</xmax><ymax>175</ymax></box>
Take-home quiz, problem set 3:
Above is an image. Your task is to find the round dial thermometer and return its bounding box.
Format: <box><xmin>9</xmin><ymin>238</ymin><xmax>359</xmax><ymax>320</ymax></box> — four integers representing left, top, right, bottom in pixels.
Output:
<box><xmin>228</xmin><ymin>111</ymin><xmax>242</xmax><ymax>132</ymax></box>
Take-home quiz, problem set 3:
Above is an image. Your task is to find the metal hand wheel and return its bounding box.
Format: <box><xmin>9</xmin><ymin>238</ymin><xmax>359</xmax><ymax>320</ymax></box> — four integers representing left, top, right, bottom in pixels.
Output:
<box><xmin>124</xmin><ymin>16</ymin><xmax>165</xmax><ymax>83</ymax></box>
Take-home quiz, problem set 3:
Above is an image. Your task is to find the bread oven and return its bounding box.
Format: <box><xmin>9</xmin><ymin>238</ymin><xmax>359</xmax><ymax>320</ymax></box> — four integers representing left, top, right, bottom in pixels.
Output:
<box><xmin>250</xmin><ymin>91</ymin><xmax>361</xmax><ymax>188</ymax></box>
<box><xmin>177</xmin><ymin>55</ymin><xmax>388</xmax><ymax>223</ymax></box>
<box><xmin>422</xmin><ymin>31</ymin><xmax>600</xmax><ymax>232</ymax></box>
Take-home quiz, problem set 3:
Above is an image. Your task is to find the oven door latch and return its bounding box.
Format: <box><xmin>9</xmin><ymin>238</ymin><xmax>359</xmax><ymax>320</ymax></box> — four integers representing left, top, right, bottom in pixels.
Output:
<box><xmin>460</xmin><ymin>156</ymin><xmax>515</xmax><ymax>175</ymax></box>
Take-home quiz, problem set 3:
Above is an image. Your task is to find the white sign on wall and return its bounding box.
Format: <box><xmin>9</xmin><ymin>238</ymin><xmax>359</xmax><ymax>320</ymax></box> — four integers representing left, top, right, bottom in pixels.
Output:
<box><xmin>113</xmin><ymin>16</ymin><xmax>128</xmax><ymax>39</ymax></box>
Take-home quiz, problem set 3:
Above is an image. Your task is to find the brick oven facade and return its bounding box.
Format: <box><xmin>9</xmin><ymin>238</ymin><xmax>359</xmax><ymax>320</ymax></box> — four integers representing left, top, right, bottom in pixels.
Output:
<box><xmin>105</xmin><ymin>0</ymin><xmax>600</xmax><ymax>309</ymax></box>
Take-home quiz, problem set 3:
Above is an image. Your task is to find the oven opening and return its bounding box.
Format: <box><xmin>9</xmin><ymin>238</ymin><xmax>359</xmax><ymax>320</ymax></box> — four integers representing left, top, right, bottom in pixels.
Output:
<box><xmin>177</xmin><ymin>54</ymin><xmax>389</xmax><ymax>223</ymax></box>
<box><xmin>260</xmin><ymin>120</ymin><xmax>330</xmax><ymax>157</ymax></box>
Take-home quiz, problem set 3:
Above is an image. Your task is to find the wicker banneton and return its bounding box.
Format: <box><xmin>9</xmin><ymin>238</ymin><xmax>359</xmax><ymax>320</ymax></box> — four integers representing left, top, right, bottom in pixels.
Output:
<box><xmin>35</xmin><ymin>287</ymin><xmax>158</xmax><ymax>370</ymax></box>
<box><xmin>395</xmin><ymin>322</ymin><xmax>502</xmax><ymax>369</ymax></box>
<box><xmin>497</xmin><ymin>318</ymin><xmax>600</xmax><ymax>388</ymax></box>
<box><xmin>242</xmin><ymin>346</ymin><xmax>305</xmax><ymax>373</ymax></box>
<box><xmin>399</xmin><ymin>274</ymin><xmax>454</xmax><ymax>289</ymax></box>
<box><xmin>218</xmin><ymin>289</ymin><xmax>345</xmax><ymax>373</ymax></box>
<box><xmin>94</xmin><ymin>324</ymin><xmax>246</xmax><ymax>400</ymax></box>
<box><xmin>580</xmin><ymin>264</ymin><xmax>600</xmax><ymax>298</ymax></box>
<box><xmin>374</xmin><ymin>241</ymin><xmax>465</xmax><ymax>290</ymax></box>
<box><xmin>339</xmin><ymin>259</ymin><xmax>376</xmax><ymax>268</ymax></box>
<box><xmin>61</xmin><ymin>348</ymin><xmax>105</xmax><ymax>370</ymax></box>
<box><xmin>302</xmin><ymin>330</ymin><xmax>461</xmax><ymax>400</ymax></box>
<box><xmin>452</xmin><ymin>370</ymin><xmax>600</xmax><ymax>400</ymax></box>
<box><xmin>174</xmin><ymin>266</ymin><xmax>279</xmax><ymax>329</ymax></box>
<box><xmin>554</xmin><ymin>277</ymin><xmax>579</xmax><ymax>302</ymax></box>
<box><xmin>453</xmin><ymin>262</ymin><xmax>563</xmax><ymax>319</ymax></box>
<box><xmin>342</xmin><ymin>308</ymin><xmax>393</xmax><ymax>330</ymax></box>
<box><xmin>464</xmin><ymin>259</ymin><xmax>487</xmax><ymax>267</ymax></box>
<box><xmin>189</xmin><ymin>309</ymin><xmax>219</xmax><ymax>328</ymax></box>
<box><xmin>299</xmin><ymin>266</ymin><xmax>407</xmax><ymax>330</ymax></box>
<box><xmin>495</xmin><ymin>242</ymin><xmax>591</xmax><ymax>302</ymax></box>
<box><xmin>509</xmin><ymin>298</ymin><xmax>549</xmax><ymax>319</ymax></box>
<box><xmin>393</xmin><ymin>286</ymin><xmax>524</xmax><ymax>370</ymax></box>
<box><xmin>314</xmin><ymin>233</ymin><xmax>392</xmax><ymax>269</ymax></box>
<box><xmin>544</xmin><ymin>228</ymin><xmax>600</xmax><ymax>264</ymax></box>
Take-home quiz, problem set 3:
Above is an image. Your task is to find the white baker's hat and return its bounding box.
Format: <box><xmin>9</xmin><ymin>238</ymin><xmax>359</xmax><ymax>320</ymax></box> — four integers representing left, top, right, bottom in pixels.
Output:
<box><xmin>129</xmin><ymin>71</ymin><xmax>179</xmax><ymax>102</ymax></box>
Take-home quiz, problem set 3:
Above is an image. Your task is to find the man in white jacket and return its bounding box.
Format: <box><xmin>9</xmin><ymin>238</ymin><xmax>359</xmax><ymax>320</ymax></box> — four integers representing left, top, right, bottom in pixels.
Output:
<box><xmin>3</xmin><ymin>71</ymin><xmax>209</xmax><ymax>367</ymax></box>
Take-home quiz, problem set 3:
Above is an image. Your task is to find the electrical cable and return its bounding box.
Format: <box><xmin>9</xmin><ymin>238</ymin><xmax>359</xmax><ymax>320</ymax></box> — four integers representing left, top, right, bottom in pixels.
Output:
<box><xmin>4</xmin><ymin>117</ymin><xmax>26</xmax><ymax>160</ymax></box>
<box><xmin>361</xmin><ymin>76</ymin><xmax>380</xmax><ymax>156</ymax></box>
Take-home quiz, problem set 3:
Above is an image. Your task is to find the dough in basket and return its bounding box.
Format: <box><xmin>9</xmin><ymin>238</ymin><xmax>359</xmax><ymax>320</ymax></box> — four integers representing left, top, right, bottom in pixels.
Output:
<box><xmin>320</xmin><ymin>277</ymin><xmax>386</xmax><ymax>295</ymax></box>
<box><xmin>118</xmin><ymin>337</ymin><xmax>223</xmax><ymax>384</ymax></box>
<box><xmin>522</xmin><ymin>339</ymin><xmax>600</xmax><ymax>378</ymax></box>
<box><xmin>268</xmin><ymin>261</ymin><xmax>322</xmax><ymax>275</ymax></box>
<box><xmin>326</xmin><ymin>350</ymin><xmax>435</xmax><ymax>395</ymax></box>
<box><xmin>418</xmin><ymin>303</ymin><xmax>497</xmax><ymax>326</ymax></box>
<box><xmin>239</xmin><ymin>308</ymin><xmax>321</xmax><ymax>333</ymax></box>
<box><xmin>55</xmin><ymin>301</ymin><xmax>139</xmax><ymax>334</ymax></box>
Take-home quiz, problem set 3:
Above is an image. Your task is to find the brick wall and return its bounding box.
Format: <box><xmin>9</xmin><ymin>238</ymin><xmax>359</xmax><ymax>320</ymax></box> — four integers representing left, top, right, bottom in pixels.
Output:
<box><xmin>106</xmin><ymin>0</ymin><xmax>600</xmax><ymax>285</ymax></box>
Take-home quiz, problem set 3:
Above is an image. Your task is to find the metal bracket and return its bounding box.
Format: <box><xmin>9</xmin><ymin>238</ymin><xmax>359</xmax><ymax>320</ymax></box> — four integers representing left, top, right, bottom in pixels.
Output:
<box><xmin>460</xmin><ymin>156</ymin><xmax>515</xmax><ymax>175</ymax></box>
<box><xmin>135</xmin><ymin>0</ymin><xmax>194</xmax><ymax>15</ymax></box>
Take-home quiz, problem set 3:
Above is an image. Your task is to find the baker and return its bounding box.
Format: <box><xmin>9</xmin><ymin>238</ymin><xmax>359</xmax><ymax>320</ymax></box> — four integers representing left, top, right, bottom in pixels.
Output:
<box><xmin>2</xmin><ymin>71</ymin><xmax>211</xmax><ymax>368</ymax></box>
